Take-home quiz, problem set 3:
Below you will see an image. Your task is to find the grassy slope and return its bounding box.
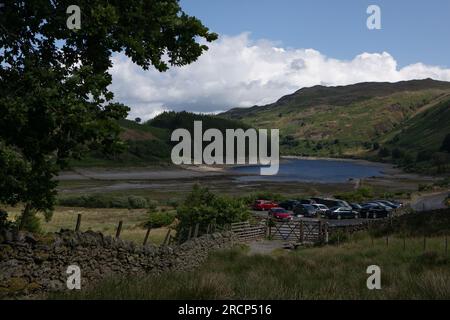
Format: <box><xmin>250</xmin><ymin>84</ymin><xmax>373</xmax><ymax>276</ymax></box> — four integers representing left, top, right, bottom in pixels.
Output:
<box><xmin>54</xmin><ymin>236</ymin><xmax>450</xmax><ymax>300</ymax></box>
<box><xmin>381</xmin><ymin>98</ymin><xmax>450</xmax><ymax>152</ymax></box>
<box><xmin>7</xmin><ymin>206</ymin><xmax>170</xmax><ymax>245</ymax></box>
<box><xmin>54</xmin><ymin>209</ymin><xmax>450</xmax><ymax>300</ymax></box>
<box><xmin>222</xmin><ymin>79</ymin><xmax>450</xmax><ymax>158</ymax></box>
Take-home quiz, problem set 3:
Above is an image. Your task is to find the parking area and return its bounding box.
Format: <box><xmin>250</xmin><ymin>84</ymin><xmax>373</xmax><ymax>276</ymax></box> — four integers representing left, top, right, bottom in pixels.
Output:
<box><xmin>251</xmin><ymin>210</ymin><xmax>378</xmax><ymax>227</ymax></box>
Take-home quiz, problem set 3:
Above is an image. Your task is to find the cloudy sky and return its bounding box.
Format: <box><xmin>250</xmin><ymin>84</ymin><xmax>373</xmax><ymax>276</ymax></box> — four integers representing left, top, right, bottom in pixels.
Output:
<box><xmin>109</xmin><ymin>0</ymin><xmax>450</xmax><ymax>120</ymax></box>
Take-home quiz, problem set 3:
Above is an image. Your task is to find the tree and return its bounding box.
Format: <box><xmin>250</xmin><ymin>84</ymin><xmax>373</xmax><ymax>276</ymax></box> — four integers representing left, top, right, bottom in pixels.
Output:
<box><xmin>176</xmin><ymin>185</ymin><xmax>250</xmax><ymax>241</ymax></box>
<box><xmin>440</xmin><ymin>133</ymin><xmax>450</xmax><ymax>153</ymax></box>
<box><xmin>134</xmin><ymin>117</ymin><xmax>142</xmax><ymax>124</ymax></box>
<box><xmin>0</xmin><ymin>1</ymin><xmax>217</xmax><ymax>230</ymax></box>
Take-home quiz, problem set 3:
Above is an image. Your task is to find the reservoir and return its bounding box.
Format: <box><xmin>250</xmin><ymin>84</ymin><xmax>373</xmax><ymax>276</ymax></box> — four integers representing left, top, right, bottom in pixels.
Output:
<box><xmin>230</xmin><ymin>158</ymin><xmax>386</xmax><ymax>183</ymax></box>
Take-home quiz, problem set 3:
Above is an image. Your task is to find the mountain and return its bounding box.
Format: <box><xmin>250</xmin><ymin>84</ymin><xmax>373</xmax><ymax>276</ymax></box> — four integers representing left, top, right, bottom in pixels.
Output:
<box><xmin>70</xmin><ymin>112</ymin><xmax>248</xmax><ymax>167</ymax></box>
<box><xmin>221</xmin><ymin>79</ymin><xmax>450</xmax><ymax>173</ymax></box>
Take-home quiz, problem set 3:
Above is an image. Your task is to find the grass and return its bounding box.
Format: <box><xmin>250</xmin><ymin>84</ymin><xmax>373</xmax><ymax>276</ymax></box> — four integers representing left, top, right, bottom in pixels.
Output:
<box><xmin>6</xmin><ymin>206</ymin><xmax>170</xmax><ymax>245</ymax></box>
<box><xmin>52</xmin><ymin>234</ymin><xmax>450</xmax><ymax>300</ymax></box>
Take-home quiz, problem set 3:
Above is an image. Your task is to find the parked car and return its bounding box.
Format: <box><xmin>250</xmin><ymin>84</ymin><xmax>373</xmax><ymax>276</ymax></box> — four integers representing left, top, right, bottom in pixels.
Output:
<box><xmin>268</xmin><ymin>207</ymin><xmax>293</xmax><ymax>221</ymax></box>
<box><xmin>298</xmin><ymin>199</ymin><xmax>316</xmax><ymax>205</ymax></box>
<box><xmin>278</xmin><ymin>200</ymin><xmax>300</xmax><ymax>210</ymax></box>
<box><xmin>312</xmin><ymin>204</ymin><xmax>329</xmax><ymax>216</ymax></box>
<box><xmin>311</xmin><ymin>197</ymin><xmax>350</xmax><ymax>209</ymax></box>
<box><xmin>360</xmin><ymin>203</ymin><xmax>392</xmax><ymax>219</ymax></box>
<box><xmin>293</xmin><ymin>204</ymin><xmax>319</xmax><ymax>218</ymax></box>
<box><xmin>253</xmin><ymin>200</ymin><xmax>278</xmax><ymax>211</ymax></box>
<box><xmin>350</xmin><ymin>203</ymin><xmax>363</xmax><ymax>212</ymax></box>
<box><xmin>364</xmin><ymin>202</ymin><xmax>394</xmax><ymax>211</ymax></box>
<box><xmin>325</xmin><ymin>207</ymin><xmax>359</xmax><ymax>220</ymax></box>
<box><xmin>373</xmin><ymin>200</ymin><xmax>402</xmax><ymax>209</ymax></box>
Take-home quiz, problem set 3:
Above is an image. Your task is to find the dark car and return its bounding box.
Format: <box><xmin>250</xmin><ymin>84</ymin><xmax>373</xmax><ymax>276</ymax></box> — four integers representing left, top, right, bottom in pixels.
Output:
<box><xmin>278</xmin><ymin>200</ymin><xmax>300</xmax><ymax>210</ymax></box>
<box><xmin>373</xmin><ymin>200</ymin><xmax>402</xmax><ymax>209</ymax></box>
<box><xmin>293</xmin><ymin>204</ymin><xmax>318</xmax><ymax>218</ymax></box>
<box><xmin>360</xmin><ymin>204</ymin><xmax>392</xmax><ymax>219</ymax></box>
<box><xmin>325</xmin><ymin>207</ymin><xmax>359</xmax><ymax>220</ymax></box>
<box><xmin>350</xmin><ymin>203</ymin><xmax>363</xmax><ymax>212</ymax></box>
<box><xmin>268</xmin><ymin>207</ymin><xmax>293</xmax><ymax>221</ymax></box>
<box><xmin>298</xmin><ymin>199</ymin><xmax>316</xmax><ymax>205</ymax></box>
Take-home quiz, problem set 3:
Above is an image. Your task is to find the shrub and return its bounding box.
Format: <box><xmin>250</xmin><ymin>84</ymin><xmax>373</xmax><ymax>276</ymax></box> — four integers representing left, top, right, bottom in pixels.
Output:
<box><xmin>176</xmin><ymin>185</ymin><xmax>251</xmax><ymax>240</ymax></box>
<box><xmin>127</xmin><ymin>196</ymin><xmax>148</xmax><ymax>209</ymax></box>
<box><xmin>0</xmin><ymin>209</ymin><xmax>14</xmax><ymax>230</ymax></box>
<box><xmin>378</xmin><ymin>147</ymin><xmax>391</xmax><ymax>158</ymax></box>
<box><xmin>58</xmin><ymin>195</ymin><xmax>150</xmax><ymax>209</ymax></box>
<box><xmin>334</xmin><ymin>187</ymin><xmax>374</xmax><ymax>202</ymax></box>
<box><xmin>147</xmin><ymin>211</ymin><xmax>176</xmax><ymax>228</ymax></box>
<box><xmin>109</xmin><ymin>197</ymin><xmax>131</xmax><ymax>208</ymax></box>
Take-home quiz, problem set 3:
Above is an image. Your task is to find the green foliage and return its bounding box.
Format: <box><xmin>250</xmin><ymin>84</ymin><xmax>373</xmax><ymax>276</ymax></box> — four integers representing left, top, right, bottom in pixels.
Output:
<box><xmin>147</xmin><ymin>211</ymin><xmax>176</xmax><ymax>228</ymax></box>
<box><xmin>176</xmin><ymin>185</ymin><xmax>251</xmax><ymax>240</ymax></box>
<box><xmin>370</xmin><ymin>209</ymin><xmax>450</xmax><ymax>237</ymax></box>
<box><xmin>149</xmin><ymin>111</ymin><xmax>248</xmax><ymax>133</ymax></box>
<box><xmin>0</xmin><ymin>1</ymin><xmax>216</xmax><ymax>230</ymax></box>
<box><xmin>58</xmin><ymin>195</ymin><xmax>150</xmax><ymax>209</ymax></box>
<box><xmin>334</xmin><ymin>187</ymin><xmax>374</xmax><ymax>203</ymax></box>
<box><xmin>441</xmin><ymin>133</ymin><xmax>450</xmax><ymax>153</ymax></box>
<box><xmin>0</xmin><ymin>209</ymin><xmax>15</xmax><ymax>231</ymax></box>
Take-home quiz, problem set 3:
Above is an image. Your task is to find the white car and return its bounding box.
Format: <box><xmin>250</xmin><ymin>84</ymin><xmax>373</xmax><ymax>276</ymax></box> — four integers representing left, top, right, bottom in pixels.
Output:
<box><xmin>312</xmin><ymin>204</ymin><xmax>329</xmax><ymax>214</ymax></box>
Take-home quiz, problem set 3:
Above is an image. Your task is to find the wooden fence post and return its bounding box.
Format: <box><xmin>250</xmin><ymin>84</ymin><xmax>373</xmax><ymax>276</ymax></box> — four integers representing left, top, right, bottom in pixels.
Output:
<box><xmin>75</xmin><ymin>214</ymin><xmax>82</xmax><ymax>232</ymax></box>
<box><xmin>115</xmin><ymin>221</ymin><xmax>123</xmax><ymax>238</ymax></box>
<box><xmin>143</xmin><ymin>225</ymin><xmax>152</xmax><ymax>246</ymax></box>
<box><xmin>324</xmin><ymin>223</ymin><xmax>329</xmax><ymax>244</ymax></box>
<box><xmin>206</xmin><ymin>224</ymin><xmax>211</xmax><ymax>234</ymax></box>
<box><xmin>300</xmin><ymin>220</ymin><xmax>304</xmax><ymax>243</ymax></box>
<box><xmin>319</xmin><ymin>220</ymin><xmax>323</xmax><ymax>243</ymax></box>
<box><xmin>162</xmin><ymin>229</ymin><xmax>171</xmax><ymax>246</ymax></box>
<box><xmin>187</xmin><ymin>226</ymin><xmax>193</xmax><ymax>240</ymax></box>
<box><xmin>445</xmin><ymin>236</ymin><xmax>448</xmax><ymax>256</ymax></box>
<box><xmin>193</xmin><ymin>223</ymin><xmax>200</xmax><ymax>238</ymax></box>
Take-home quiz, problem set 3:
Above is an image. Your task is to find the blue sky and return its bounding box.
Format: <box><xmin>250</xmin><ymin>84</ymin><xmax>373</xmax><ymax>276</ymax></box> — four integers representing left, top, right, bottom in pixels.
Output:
<box><xmin>113</xmin><ymin>0</ymin><xmax>450</xmax><ymax>119</ymax></box>
<box><xmin>181</xmin><ymin>0</ymin><xmax>450</xmax><ymax>68</ymax></box>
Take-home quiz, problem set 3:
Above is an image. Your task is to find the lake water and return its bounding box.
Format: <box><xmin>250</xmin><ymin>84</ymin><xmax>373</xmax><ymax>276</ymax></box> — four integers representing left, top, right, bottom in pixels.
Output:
<box><xmin>230</xmin><ymin>158</ymin><xmax>386</xmax><ymax>183</ymax></box>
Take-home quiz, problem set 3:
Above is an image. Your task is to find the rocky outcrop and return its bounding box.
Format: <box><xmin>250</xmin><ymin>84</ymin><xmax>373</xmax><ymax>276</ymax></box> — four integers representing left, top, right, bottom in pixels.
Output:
<box><xmin>0</xmin><ymin>229</ymin><xmax>235</xmax><ymax>298</ymax></box>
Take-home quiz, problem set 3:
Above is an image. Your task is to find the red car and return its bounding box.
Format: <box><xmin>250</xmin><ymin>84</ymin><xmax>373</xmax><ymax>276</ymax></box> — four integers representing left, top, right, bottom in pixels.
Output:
<box><xmin>253</xmin><ymin>200</ymin><xmax>279</xmax><ymax>211</ymax></box>
<box><xmin>268</xmin><ymin>207</ymin><xmax>293</xmax><ymax>221</ymax></box>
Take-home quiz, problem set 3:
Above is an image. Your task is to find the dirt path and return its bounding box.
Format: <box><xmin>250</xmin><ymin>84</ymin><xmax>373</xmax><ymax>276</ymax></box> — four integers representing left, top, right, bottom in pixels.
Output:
<box><xmin>411</xmin><ymin>191</ymin><xmax>449</xmax><ymax>212</ymax></box>
<box><xmin>247</xmin><ymin>240</ymin><xmax>287</xmax><ymax>255</ymax></box>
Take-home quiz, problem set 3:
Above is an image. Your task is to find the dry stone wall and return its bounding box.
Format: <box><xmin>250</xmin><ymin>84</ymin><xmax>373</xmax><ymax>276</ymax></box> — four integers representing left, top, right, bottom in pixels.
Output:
<box><xmin>0</xmin><ymin>228</ymin><xmax>236</xmax><ymax>298</ymax></box>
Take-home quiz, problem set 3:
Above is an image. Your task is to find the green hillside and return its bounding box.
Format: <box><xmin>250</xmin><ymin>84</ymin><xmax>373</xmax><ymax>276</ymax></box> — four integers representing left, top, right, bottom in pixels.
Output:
<box><xmin>222</xmin><ymin>79</ymin><xmax>450</xmax><ymax>173</ymax></box>
<box><xmin>70</xmin><ymin>112</ymin><xmax>248</xmax><ymax>167</ymax></box>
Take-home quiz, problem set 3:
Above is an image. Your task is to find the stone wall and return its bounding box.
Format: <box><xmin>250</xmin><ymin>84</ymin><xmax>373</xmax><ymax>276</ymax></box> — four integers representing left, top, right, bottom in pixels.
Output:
<box><xmin>0</xmin><ymin>229</ymin><xmax>236</xmax><ymax>298</ymax></box>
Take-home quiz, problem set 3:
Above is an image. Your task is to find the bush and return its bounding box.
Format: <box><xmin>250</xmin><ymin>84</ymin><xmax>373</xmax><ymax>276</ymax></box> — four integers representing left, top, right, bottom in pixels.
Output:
<box><xmin>58</xmin><ymin>195</ymin><xmax>151</xmax><ymax>209</ymax></box>
<box><xmin>176</xmin><ymin>185</ymin><xmax>251</xmax><ymax>241</ymax></box>
<box><xmin>334</xmin><ymin>187</ymin><xmax>374</xmax><ymax>203</ymax></box>
<box><xmin>0</xmin><ymin>209</ymin><xmax>14</xmax><ymax>230</ymax></box>
<box><xmin>378</xmin><ymin>147</ymin><xmax>391</xmax><ymax>158</ymax></box>
<box><xmin>147</xmin><ymin>211</ymin><xmax>176</xmax><ymax>228</ymax></box>
<box><xmin>127</xmin><ymin>196</ymin><xmax>148</xmax><ymax>209</ymax></box>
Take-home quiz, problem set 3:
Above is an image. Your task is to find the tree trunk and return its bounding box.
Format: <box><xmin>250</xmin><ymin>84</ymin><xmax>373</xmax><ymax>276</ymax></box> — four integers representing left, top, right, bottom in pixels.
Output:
<box><xmin>19</xmin><ymin>203</ymin><xmax>33</xmax><ymax>231</ymax></box>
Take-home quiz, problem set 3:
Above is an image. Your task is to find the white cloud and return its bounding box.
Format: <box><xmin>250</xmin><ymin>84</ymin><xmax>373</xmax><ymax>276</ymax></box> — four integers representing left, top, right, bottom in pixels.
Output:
<box><xmin>109</xmin><ymin>32</ymin><xmax>450</xmax><ymax>120</ymax></box>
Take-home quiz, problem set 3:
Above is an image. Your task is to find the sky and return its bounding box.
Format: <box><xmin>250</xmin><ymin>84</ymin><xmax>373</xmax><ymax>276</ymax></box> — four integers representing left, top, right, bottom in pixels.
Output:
<box><xmin>110</xmin><ymin>0</ymin><xmax>450</xmax><ymax>120</ymax></box>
